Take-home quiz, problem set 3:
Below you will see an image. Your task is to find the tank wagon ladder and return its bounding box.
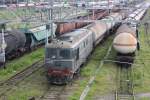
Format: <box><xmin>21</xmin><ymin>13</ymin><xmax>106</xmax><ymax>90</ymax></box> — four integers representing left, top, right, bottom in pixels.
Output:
<box><xmin>115</xmin><ymin>64</ymin><xmax>135</xmax><ymax>100</ymax></box>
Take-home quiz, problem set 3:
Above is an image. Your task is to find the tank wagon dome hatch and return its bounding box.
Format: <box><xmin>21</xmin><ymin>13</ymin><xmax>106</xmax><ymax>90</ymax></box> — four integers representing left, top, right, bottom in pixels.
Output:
<box><xmin>46</xmin><ymin>29</ymin><xmax>90</xmax><ymax>48</ymax></box>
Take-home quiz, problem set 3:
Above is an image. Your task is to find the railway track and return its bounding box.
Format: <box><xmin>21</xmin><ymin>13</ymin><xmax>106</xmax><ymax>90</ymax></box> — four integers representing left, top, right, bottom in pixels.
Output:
<box><xmin>115</xmin><ymin>63</ymin><xmax>135</xmax><ymax>100</ymax></box>
<box><xmin>0</xmin><ymin>58</ymin><xmax>44</xmax><ymax>98</ymax></box>
<box><xmin>39</xmin><ymin>85</ymin><xmax>66</xmax><ymax>100</ymax></box>
<box><xmin>79</xmin><ymin>44</ymin><xmax>112</xmax><ymax>100</ymax></box>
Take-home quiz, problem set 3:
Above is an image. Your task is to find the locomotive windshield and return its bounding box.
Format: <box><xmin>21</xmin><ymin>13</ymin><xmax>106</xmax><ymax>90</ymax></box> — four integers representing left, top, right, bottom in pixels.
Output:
<box><xmin>46</xmin><ymin>48</ymin><xmax>72</xmax><ymax>59</ymax></box>
<box><xmin>46</xmin><ymin>48</ymin><xmax>57</xmax><ymax>59</ymax></box>
<box><xmin>59</xmin><ymin>49</ymin><xmax>71</xmax><ymax>59</ymax></box>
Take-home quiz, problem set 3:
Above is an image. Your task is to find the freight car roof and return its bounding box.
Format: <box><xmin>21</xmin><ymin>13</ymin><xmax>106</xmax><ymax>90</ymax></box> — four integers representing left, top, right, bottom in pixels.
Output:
<box><xmin>46</xmin><ymin>29</ymin><xmax>91</xmax><ymax>48</ymax></box>
<box><xmin>19</xmin><ymin>25</ymin><xmax>56</xmax><ymax>41</ymax></box>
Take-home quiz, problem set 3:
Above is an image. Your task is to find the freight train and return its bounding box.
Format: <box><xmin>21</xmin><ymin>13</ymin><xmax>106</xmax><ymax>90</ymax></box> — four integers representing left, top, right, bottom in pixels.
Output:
<box><xmin>45</xmin><ymin>12</ymin><xmax>126</xmax><ymax>84</ymax></box>
<box><xmin>113</xmin><ymin>3</ymin><xmax>150</xmax><ymax>64</ymax></box>
<box><xmin>0</xmin><ymin>11</ymin><xmax>108</xmax><ymax>65</ymax></box>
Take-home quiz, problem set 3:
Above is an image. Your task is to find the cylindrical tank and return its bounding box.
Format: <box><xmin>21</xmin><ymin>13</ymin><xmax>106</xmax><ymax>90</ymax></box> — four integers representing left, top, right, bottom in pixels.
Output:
<box><xmin>113</xmin><ymin>24</ymin><xmax>137</xmax><ymax>54</ymax></box>
<box><xmin>4</xmin><ymin>30</ymin><xmax>26</xmax><ymax>54</ymax></box>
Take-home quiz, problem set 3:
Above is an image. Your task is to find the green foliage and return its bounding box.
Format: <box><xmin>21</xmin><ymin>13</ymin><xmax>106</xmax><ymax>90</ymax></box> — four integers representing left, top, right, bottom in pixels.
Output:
<box><xmin>133</xmin><ymin>8</ymin><xmax>150</xmax><ymax>93</ymax></box>
<box><xmin>0</xmin><ymin>48</ymin><xmax>44</xmax><ymax>81</ymax></box>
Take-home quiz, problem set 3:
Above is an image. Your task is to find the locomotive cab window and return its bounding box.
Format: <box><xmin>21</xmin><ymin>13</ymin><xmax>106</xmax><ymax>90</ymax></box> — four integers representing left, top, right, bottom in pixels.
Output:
<box><xmin>59</xmin><ymin>49</ymin><xmax>71</xmax><ymax>59</ymax></box>
<box><xmin>46</xmin><ymin>48</ymin><xmax>57</xmax><ymax>59</ymax></box>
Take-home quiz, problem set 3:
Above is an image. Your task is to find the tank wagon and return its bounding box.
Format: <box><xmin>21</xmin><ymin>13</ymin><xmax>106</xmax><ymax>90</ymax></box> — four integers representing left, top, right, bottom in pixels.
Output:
<box><xmin>45</xmin><ymin>12</ymin><xmax>125</xmax><ymax>84</ymax></box>
<box><xmin>113</xmin><ymin>5</ymin><xmax>149</xmax><ymax>63</ymax></box>
<box><xmin>0</xmin><ymin>21</ymin><xmax>56</xmax><ymax>63</ymax></box>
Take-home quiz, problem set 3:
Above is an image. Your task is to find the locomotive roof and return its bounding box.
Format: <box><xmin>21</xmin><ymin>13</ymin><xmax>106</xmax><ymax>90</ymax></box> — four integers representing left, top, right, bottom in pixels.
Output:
<box><xmin>46</xmin><ymin>29</ymin><xmax>91</xmax><ymax>48</ymax></box>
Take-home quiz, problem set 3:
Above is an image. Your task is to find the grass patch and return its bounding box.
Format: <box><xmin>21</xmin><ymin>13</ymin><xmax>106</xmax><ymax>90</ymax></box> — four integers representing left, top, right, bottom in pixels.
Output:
<box><xmin>0</xmin><ymin>47</ymin><xmax>44</xmax><ymax>82</ymax></box>
<box><xmin>140</xmin><ymin>97</ymin><xmax>150</xmax><ymax>100</ymax></box>
<box><xmin>132</xmin><ymin>9</ymin><xmax>150</xmax><ymax>93</ymax></box>
<box><xmin>2</xmin><ymin>68</ymin><xmax>48</xmax><ymax>100</ymax></box>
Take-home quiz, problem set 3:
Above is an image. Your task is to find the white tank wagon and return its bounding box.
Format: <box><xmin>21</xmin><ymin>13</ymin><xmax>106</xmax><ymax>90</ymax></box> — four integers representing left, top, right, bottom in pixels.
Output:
<box><xmin>45</xmin><ymin>12</ymin><xmax>126</xmax><ymax>84</ymax></box>
<box><xmin>113</xmin><ymin>24</ymin><xmax>137</xmax><ymax>54</ymax></box>
<box><xmin>113</xmin><ymin>6</ymin><xmax>149</xmax><ymax>63</ymax></box>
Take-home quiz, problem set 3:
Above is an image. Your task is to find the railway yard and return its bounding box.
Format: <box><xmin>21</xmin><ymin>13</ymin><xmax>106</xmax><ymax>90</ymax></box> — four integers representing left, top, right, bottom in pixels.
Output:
<box><xmin>0</xmin><ymin>0</ymin><xmax>150</xmax><ymax>100</ymax></box>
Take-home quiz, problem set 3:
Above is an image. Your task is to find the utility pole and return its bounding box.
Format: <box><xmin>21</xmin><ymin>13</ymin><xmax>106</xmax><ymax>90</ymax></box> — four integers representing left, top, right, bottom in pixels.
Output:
<box><xmin>0</xmin><ymin>26</ymin><xmax>6</xmax><ymax>68</ymax></box>
<box><xmin>46</xmin><ymin>0</ymin><xmax>54</xmax><ymax>44</ymax></box>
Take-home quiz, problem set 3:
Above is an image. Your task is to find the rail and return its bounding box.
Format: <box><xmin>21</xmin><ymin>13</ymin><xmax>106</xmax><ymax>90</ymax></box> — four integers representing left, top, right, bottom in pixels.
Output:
<box><xmin>0</xmin><ymin>58</ymin><xmax>44</xmax><ymax>98</ymax></box>
<box><xmin>39</xmin><ymin>85</ymin><xmax>66</xmax><ymax>100</ymax></box>
<box><xmin>79</xmin><ymin>44</ymin><xmax>112</xmax><ymax>100</ymax></box>
<box><xmin>115</xmin><ymin>63</ymin><xmax>135</xmax><ymax>100</ymax></box>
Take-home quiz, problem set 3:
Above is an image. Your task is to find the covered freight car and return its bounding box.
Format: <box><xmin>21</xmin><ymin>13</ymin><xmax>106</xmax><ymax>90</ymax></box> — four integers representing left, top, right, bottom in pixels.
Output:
<box><xmin>0</xmin><ymin>20</ymin><xmax>56</xmax><ymax>61</ymax></box>
<box><xmin>19</xmin><ymin>24</ymin><xmax>56</xmax><ymax>49</ymax></box>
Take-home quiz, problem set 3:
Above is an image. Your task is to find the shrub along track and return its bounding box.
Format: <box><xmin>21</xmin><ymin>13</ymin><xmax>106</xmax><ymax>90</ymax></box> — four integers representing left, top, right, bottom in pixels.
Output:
<box><xmin>0</xmin><ymin>59</ymin><xmax>44</xmax><ymax>99</ymax></box>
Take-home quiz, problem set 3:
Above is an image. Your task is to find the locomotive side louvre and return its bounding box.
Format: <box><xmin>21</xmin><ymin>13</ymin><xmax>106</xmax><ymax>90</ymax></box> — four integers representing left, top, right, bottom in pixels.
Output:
<box><xmin>71</xmin><ymin>29</ymin><xmax>94</xmax><ymax>74</ymax></box>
